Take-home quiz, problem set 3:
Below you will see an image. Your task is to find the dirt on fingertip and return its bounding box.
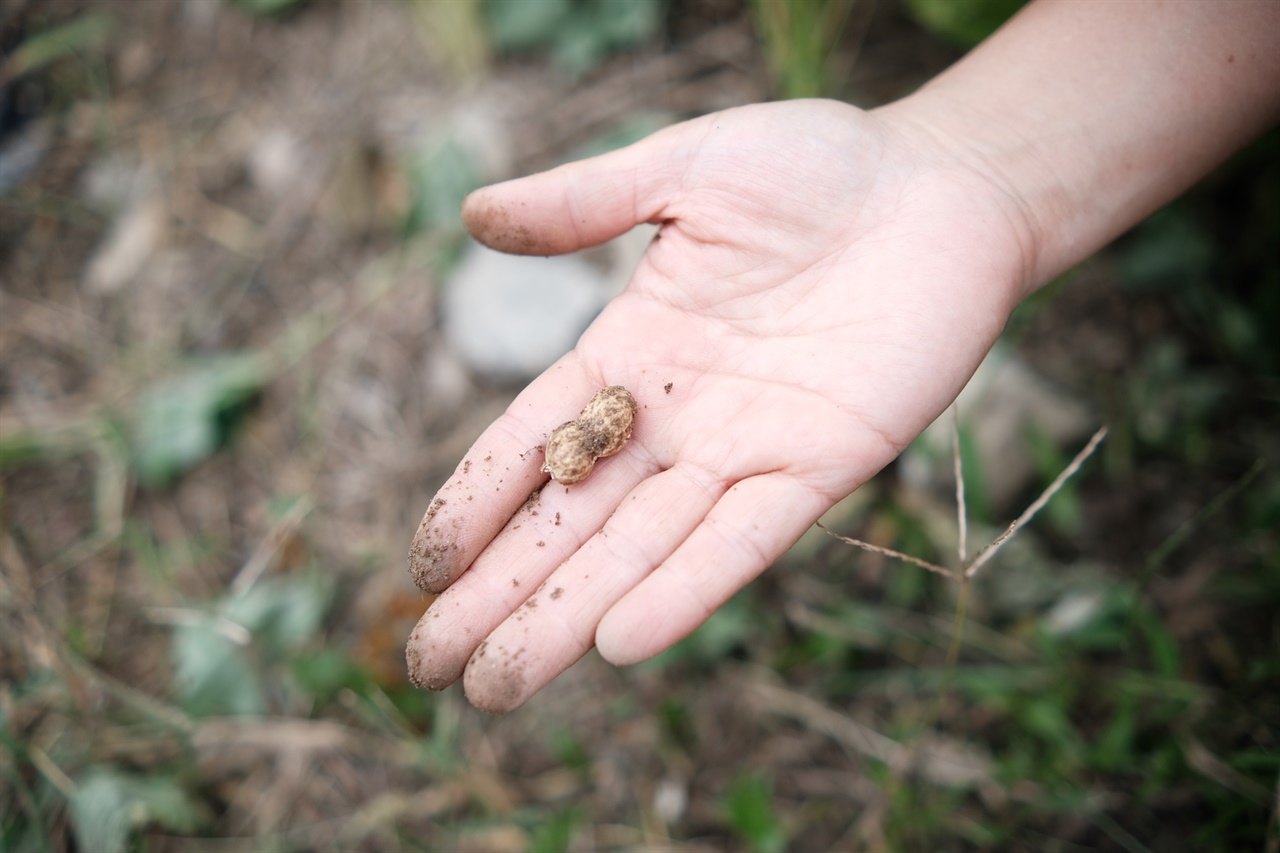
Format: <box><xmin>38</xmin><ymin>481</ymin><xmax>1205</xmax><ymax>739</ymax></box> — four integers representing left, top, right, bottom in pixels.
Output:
<box><xmin>408</xmin><ymin>497</ymin><xmax>465</xmax><ymax>593</ymax></box>
<box><xmin>462</xmin><ymin>197</ymin><xmax>544</xmax><ymax>256</ymax></box>
<box><xmin>464</xmin><ymin>640</ymin><xmax>529</xmax><ymax>715</ymax></box>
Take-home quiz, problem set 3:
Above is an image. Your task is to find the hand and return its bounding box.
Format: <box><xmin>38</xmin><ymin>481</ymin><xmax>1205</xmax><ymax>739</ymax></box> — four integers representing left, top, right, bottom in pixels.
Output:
<box><xmin>406</xmin><ymin>98</ymin><xmax>1031</xmax><ymax>712</ymax></box>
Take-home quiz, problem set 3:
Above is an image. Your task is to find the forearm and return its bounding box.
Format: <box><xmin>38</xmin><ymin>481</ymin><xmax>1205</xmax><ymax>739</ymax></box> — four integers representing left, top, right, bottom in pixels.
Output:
<box><xmin>878</xmin><ymin>0</ymin><xmax>1280</xmax><ymax>294</ymax></box>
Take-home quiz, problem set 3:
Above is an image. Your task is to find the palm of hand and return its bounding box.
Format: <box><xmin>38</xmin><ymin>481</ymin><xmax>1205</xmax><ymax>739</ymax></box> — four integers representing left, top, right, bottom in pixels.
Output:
<box><xmin>407</xmin><ymin>100</ymin><xmax>1026</xmax><ymax>712</ymax></box>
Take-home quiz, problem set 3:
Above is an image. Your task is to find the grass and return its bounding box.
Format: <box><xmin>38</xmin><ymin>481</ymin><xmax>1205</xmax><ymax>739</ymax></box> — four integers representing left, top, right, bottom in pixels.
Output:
<box><xmin>2</xmin><ymin>0</ymin><xmax>1278</xmax><ymax>851</ymax></box>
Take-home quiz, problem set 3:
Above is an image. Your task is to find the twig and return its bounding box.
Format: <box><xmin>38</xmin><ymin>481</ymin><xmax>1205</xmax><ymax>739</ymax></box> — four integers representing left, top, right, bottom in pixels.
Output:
<box><xmin>963</xmin><ymin>426</ymin><xmax>1107</xmax><ymax>579</ymax></box>
<box><xmin>230</xmin><ymin>495</ymin><xmax>314</xmax><ymax>597</ymax></box>
<box><xmin>147</xmin><ymin>607</ymin><xmax>252</xmax><ymax>645</ymax></box>
<box><xmin>1142</xmin><ymin>457</ymin><xmax>1264</xmax><ymax>576</ymax></box>
<box><xmin>822</xmin><ymin>425</ymin><xmax>1107</xmax><ymax>584</ymax></box>
<box><xmin>817</xmin><ymin>523</ymin><xmax>958</xmax><ymax>580</ymax></box>
<box><xmin>737</xmin><ymin>667</ymin><xmax>995</xmax><ymax>788</ymax></box>
<box><xmin>28</xmin><ymin>746</ymin><xmax>77</xmax><ymax>798</ymax></box>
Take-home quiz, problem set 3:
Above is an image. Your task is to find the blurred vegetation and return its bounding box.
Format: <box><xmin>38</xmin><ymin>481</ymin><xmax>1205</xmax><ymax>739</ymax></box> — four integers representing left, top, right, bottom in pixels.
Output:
<box><xmin>750</xmin><ymin>0</ymin><xmax>858</xmax><ymax>99</ymax></box>
<box><xmin>484</xmin><ymin>0</ymin><xmax>665</xmax><ymax>77</ymax></box>
<box><xmin>1</xmin><ymin>0</ymin><xmax>1277</xmax><ymax>851</ymax></box>
<box><xmin>902</xmin><ymin>0</ymin><xmax>1025</xmax><ymax>47</ymax></box>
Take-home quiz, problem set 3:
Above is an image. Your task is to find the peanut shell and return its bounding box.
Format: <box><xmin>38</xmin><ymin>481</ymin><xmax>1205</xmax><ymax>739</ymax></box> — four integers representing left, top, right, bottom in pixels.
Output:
<box><xmin>540</xmin><ymin>385</ymin><xmax>637</xmax><ymax>485</ymax></box>
<box><xmin>542</xmin><ymin>421</ymin><xmax>597</xmax><ymax>485</ymax></box>
<box><xmin>577</xmin><ymin>385</ymin><xmax>637</xmax><ymax>458</ymax></box>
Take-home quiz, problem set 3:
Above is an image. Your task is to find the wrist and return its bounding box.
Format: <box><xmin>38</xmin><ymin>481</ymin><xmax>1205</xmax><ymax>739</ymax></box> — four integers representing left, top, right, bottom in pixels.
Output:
<box><xmin>876</xmin><ymin>0</ymin><xmax>1280</xmax><ymax>297</ymax></box>
<box><xmin>870</xmin><ymin>96</ymin><xmax>1051</xmax><ymax>301</ymax></box>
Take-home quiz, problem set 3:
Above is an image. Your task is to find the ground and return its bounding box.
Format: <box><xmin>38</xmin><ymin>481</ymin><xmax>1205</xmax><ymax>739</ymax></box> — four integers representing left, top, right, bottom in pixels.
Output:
<box><xmin>2</xmin><ymin>1</ymin><xmax>1277</xmax><ymax>850</ymax></box>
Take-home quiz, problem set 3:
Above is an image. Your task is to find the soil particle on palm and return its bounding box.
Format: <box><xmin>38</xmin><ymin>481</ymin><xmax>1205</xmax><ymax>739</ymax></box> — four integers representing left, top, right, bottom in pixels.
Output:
<box><xmin>550</xmin><ymin>587</ymin><xmax>563</xmax><ymax>600</ymax></box>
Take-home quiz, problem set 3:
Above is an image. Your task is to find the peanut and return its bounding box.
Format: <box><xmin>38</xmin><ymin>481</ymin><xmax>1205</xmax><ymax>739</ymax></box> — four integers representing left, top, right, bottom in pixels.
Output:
<box><xmin>541</xmin><ymin>385</ymin><xmax>636</xmax><ymax>485</ymax></box>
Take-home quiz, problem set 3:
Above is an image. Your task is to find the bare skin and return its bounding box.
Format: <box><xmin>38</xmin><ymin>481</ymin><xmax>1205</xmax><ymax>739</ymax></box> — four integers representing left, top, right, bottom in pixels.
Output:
<box><xmin>406</xmin><ymin>0</ymin><xmax>1280</xmax><ymax>713</ymax></box>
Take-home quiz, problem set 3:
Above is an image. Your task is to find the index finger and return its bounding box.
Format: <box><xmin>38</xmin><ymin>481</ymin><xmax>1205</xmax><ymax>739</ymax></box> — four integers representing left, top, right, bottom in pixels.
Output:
<box><xmin>408</xmin><ymin>360</ymin><xmax>614</xmax><ymax>593</ymax></box>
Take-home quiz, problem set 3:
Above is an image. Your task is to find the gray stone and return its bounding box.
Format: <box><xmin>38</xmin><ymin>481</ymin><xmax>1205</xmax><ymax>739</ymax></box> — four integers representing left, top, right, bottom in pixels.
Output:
<box><xmin>442</xmin><ymin>227</ymin><xmax>654</xmax><ymax>380</ymax></box>
<box><xmin>442</xmin><ymin>242</ymin><xmax>609</xmax><ymax>380</ymax></box>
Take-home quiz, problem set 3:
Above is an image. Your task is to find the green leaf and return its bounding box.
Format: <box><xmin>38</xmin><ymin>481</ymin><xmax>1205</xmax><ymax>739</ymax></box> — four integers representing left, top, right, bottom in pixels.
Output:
<box><xmin>595</xmin><ymin>0</ymin><xmax>663</xmax><ymax>46</ymax></box>
<box><xmin>552</xmin><ymin>0</ymin><xmax>663</xmax><ymax>76</ymax></box>
<box><xmin>955</xmin><ymin>422</ymin><xmax>991</xmax><ymax>524</ymax></box>
<box><xmin>2</xmin><ymin>13</ymin><xmax>113</xmax><ymax>79</ymax></box>
<box><xmin>567</xmin><ymin>113</ymin><xmax>671</xmax><ymax>163</ymax></box>
<box><xmin>903</xmin><ymin>0</ymin><xmax>1027</xmax><ymax>48</ymax></box>
<box><xmin>229</xmin><ymin>0</ymin><xmax>306</xmax><ymax>17</ymax></box>
<box><xmin>226</xmin><ymin>571</ymin><xmax>333</xmax><ymax>654</ymax></box>
<box><xmin>550</xmin><ymin>12</ymin><xmax>613</xmax><ymax>77</ymax></box>
<box><xmin>652</xmin><ymin>592</ymin><xmax>756</xmax><ymax>667</ymax></box>
<box><xmin>173</xmin><ymin>621</ymin><xmax>264</xmax><ymax>717</ymax></box>
<box><xmin>132</xmin><ymin>354</ymin><xmax>265</xmax><ymax>488</ymax></box>
<box><xmin>405</xmin><ymin>139</ymin><xmax>482</xmax><ymax>237</ymax></box>
<box><xmin>291</xmin><ymin>649</ymin><xmax>372</xmax><ymax>703</ymax></box>
<box><xmin>723</xmin><ymin>774</ymin><xmax>786</xmax><ymax>853</ymax></box>
<box><xmin>485</xmin><ymin>0</ymin><xmax>570</xmax><ymax>52</ymax></box>
<box><xmin>172</xmin><ymin>571</ymin><xmax>332</xmax><ymax>716</ymax></box>
<box><xmin>1136</xmin><ymin>608</ymin><xmax>1180</xmax><ymax>678</ymax></box>
<box><xmin>484</xmin><ymin>0</ymin><xmax>662</xmax><ymax>75</ymax></box>
<box><xmin>1089</xmin><ymin>691</ymin><xmax>1136</xmax><ymax>773</ymax></box>
<box><xmin>549</xmin><ymin>729</ymin><xmax>592</xmax><ymax>774</ymax></box>
<box><xmin>1018</xmin><ymin>697</ymin><xmax>1076</xmax><ymax>748</ymax></box>
<box><xmin>70</xmin><ymin>767</ymin><xmax>204</xmax><ymax>853</ymax></box>
<box><xmin>1114</xmin><ymin>208</ymin><xmax>1214</xmax><ymax>293</ymax></box>
<box><xmin>525</xmin><ymin>808</ymin><xmax>580</xmax><ymax>853</ymax></box>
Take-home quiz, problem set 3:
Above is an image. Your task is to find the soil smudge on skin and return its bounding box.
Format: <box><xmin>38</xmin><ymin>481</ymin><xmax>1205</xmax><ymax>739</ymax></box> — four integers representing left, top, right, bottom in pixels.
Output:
<box><xmin>463</xmin><ymin>197</ymin><xmax>543</xmax><ymax>255</ymax></box>
<box><xmin>408</xmin><ymin>495</ymin><xmax>464</xmax><ymax>593</ymax></box>
<box><xmin>406</xmin><ymin>616</ymin><xmax>466</xmax><ymax>691</ymax></box>
<box><xmin>464</xmin><ymin>641</ymin><xmax>528</xmax><ymax>714</ymax></box>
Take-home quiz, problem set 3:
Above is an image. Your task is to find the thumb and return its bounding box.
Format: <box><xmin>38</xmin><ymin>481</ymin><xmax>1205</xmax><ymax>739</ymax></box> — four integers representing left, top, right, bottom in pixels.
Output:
<box><xmin>461</xmin><ymin>119</ymin><xmax>693</xmax><ymax>256</ymax></box>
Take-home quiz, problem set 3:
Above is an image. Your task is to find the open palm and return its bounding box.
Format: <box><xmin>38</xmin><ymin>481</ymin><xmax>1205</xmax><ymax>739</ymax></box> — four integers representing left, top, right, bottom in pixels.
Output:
<box><xmin>407</xmin><ymin>99</ymin><xmax>1030</xmax><ymax>712</ymax></box>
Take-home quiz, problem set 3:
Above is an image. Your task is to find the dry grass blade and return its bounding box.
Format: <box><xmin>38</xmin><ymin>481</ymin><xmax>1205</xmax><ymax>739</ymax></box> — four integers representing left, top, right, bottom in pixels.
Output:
<box><xmin>963</xmin><ymin>426</ymin><xmax>1107</xmax><ymax>579</ymax></box>
<box><xmin>1178</xmin><ymin>734</ymin><xmax>1271</xmax><ymax>804</ymax></box>
<box><xmin>231</xmin><ymin>496</ymin><xmax>316</xmax><ymax>597</ymax></box>
<box><xmin>816</xmin><ymin>523</ymin><xmax>958</xmax><ymax>580</ymax></box>
<box><xmin>822</xmin><ymin>422</ymin><xmax>1106</xmax><ymax>586</ymax></box>
<box><xmin>737</xmin><ymin>668</ymin><xmax>995</xmax><ymax>788</ymax></box>
<box><xmin>27</xmin><ymin>746</ymin><xmax>77</xmax><ymax>798</ymax></box>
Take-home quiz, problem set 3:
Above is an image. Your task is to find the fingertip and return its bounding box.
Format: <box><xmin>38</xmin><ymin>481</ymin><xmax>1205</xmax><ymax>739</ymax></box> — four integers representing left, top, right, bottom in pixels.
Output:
<box><xmin>460</xmin><ymin>185</ymin><xmax>546</xmax><ymax>256</ymax></box>
<box><xmin>405</xmin><ymin>609</ymin><xmax>465</xmax><ymax>691</ymax></box>
<box><xmin>596</xmin><ymin>603</ymin><xmax>683</xmax><ymax>667</ymax></box>
<box><xmin>462</xmin><ymin>639</ymin><xmax>529</xmax><ymax>714</ymax></box>
<box><xmin>408</xmin><ymin>496</ymin><xmax>465</xmax><ymax>593</ymax></box>
<box><xmin>594</xmin><ymin>611</ymin><xmax>636</xmax><ymax>665</ymax></box>
<box><xmin>459</xmin><ymin>121</ymin><xmax>685</xmax><ymax>257</ymax></box>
